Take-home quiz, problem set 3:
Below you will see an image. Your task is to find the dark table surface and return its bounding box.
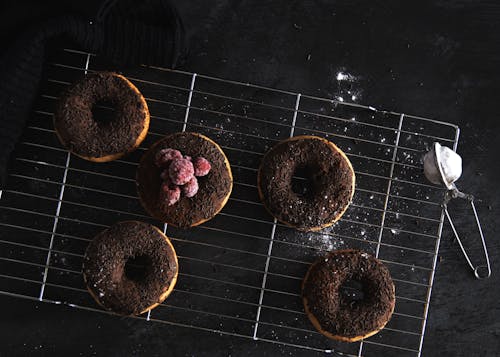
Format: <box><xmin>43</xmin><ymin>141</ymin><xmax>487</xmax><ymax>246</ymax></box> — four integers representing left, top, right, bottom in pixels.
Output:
<box><xmin>1</xmin><ymin>1</ymin><xmax>499</xmax><ymax>356</ymax></box>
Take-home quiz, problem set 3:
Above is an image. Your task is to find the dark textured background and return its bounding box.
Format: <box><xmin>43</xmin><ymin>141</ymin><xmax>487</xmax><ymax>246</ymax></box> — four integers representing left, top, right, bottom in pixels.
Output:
<box><xmin>1</xmin><ymin>0</ymin><xmax>499</xmax><ymax>356</ymax></box>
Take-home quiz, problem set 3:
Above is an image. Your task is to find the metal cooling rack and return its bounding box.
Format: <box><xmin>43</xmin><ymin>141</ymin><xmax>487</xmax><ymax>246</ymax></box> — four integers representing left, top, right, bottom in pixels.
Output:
<box><xmin>0</xmin><ymin>48</ymin><xmax>459</xmax><ymax>356</ymax></box>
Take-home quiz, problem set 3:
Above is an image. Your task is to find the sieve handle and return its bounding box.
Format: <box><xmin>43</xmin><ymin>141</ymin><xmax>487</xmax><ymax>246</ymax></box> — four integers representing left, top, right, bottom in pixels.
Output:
<box><xmin>443</xmin><ymin>189</ymin><xmax>491</xmax><ymax>279</ymax></box>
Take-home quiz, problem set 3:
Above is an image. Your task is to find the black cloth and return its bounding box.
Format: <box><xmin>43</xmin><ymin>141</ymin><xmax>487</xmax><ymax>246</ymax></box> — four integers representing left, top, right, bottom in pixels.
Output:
<box><xmin>0</xmin><ymin>0</ymin><xmax>188</xmax><ymax>186</ymax></box>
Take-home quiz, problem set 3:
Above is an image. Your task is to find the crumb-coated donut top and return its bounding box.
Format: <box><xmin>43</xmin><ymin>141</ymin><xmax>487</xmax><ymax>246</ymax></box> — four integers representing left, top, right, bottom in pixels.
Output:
<box><xmin>83</xmin><ymin>221</ymin><xmax>177</xmax><ymax>315</ymax></box>
<box><xmin>54</xmin><ymin>72</ymin><xmax>148</xmax><ymax>158</ymax></box>
<box><xmin>303</xmin><ymin>250</ymin><xmax>395</xmax><ymax>338</ymax></box>
<box><xmin>258</xmin><ymin>136</ymin><xmax>354</xmax><ymax>230</ymax></box>
<box><xmin>136</xmin><ymin>132</ymin><xmax>232</xmax><ymax>228</ymax></box>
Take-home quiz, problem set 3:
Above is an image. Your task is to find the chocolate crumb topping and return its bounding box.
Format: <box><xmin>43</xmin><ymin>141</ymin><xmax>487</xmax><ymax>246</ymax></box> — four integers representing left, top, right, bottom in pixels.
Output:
<box><xmin>83</xmin><ymin>221</ymin><xmax>177</xmax><ymax>315</ymax></box>
<box><xmin>54</xmin><ymin>72</ymin><xmax>149</xmax><ymax>160</ymax></box>
<box><xmin>302</xmin><ymin>250</ymin><xmax>395</xmax><ymax>340</ymax></box>
<box><xmin>258</xmin><ymin>136</ymin><xmax>354</xmax><ymax>231</ymax></box>
<box><xmin>136</xmin><ymin>132</ymin><xmax>232</xmax><ymax>228</ymax></box>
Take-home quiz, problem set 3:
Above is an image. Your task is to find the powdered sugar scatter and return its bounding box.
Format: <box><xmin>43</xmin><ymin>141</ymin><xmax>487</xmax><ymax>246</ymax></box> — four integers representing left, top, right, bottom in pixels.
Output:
<box><xmin>334</xmin><ymin>69</ymin><xmax>363</xmax><ymax>103</ymax></box>
<box><xmin>312</xmin><ymin>229</ymin><xmax>345</xmax><ymax>252</ymax></box>
<box><xmin>336</xmin><ymin>72</ymin><xmax>348</xmax><ymax>81</ymax></box>
<box><xmin>336</xmin><ymin>72</ymin><xmax>357</xmax><ymax>82</ymax></box>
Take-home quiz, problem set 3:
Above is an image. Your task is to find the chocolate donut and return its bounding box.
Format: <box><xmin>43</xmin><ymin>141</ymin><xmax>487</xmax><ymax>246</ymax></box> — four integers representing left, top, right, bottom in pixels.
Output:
<box><xmin>257</xmin><ymin>135</ymin><xmax>355</xmax><ymax>231</ymax></box>
<box><xmin>136</xmin><ymin>132</ymin><xmax>233</xmax><ymax>228</ymax></box>
<box><xmin>83</xmin><ymin>221</ymin><xmax>178</xmax><ymax>315</ymax></box>
<box><xmin>302</xmin><ymin>250</ymin><xmax>395</xmax><ymax>342</ymax></box>
<box><xmin>54</xmin><ymin>72</ymin><xmax>150</xmax><ymax>162</ymax></box>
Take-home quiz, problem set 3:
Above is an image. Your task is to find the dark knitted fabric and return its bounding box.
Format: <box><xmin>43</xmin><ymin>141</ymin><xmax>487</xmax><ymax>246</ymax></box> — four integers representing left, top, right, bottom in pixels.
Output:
<box><xmin>0</xmin><ymin>0</ymin><xmax>188</xmax><ymax>186</ymax></box>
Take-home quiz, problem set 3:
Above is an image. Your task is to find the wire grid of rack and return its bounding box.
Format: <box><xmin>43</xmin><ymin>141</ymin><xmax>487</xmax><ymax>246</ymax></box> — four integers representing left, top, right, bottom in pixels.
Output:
<box><xmin>0</xmin><ymin>48</ymin><xmax>459</xmax><ymax>356</ymax></box>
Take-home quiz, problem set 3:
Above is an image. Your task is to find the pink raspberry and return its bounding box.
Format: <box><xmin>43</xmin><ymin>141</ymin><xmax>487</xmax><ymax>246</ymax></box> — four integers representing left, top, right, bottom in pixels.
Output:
<box><xmin>155</xmin><ymin>148</ymin><xmax>182</xmax><ymax>168</ymax></box>
<box><xmin>160</xmin><ymin>179</ymin><xmax>175</xmax><ymax>192</ymax></box>
<box><xmin>182</xmin><ymin>177</ymin><xmax>199</xmax><ymax>198</ymax></box>
<box><xmin>160</xmin><ymin>182</ymin><xmax>180</xmax><ymax>206</ymax></box>
<box><xmin>193</xmin><ymin>157</ymin><xmax>211</xmax><ymax>177</ymax></box>
<box><xmin>160</xmin><ymin>169</ymin><xmax>170</xmax><ymax>181</ymax></box>
<box><xmin>169</xmin><ymin>158</ymin><xmax>194</xmax><ymax>185</ymax></box>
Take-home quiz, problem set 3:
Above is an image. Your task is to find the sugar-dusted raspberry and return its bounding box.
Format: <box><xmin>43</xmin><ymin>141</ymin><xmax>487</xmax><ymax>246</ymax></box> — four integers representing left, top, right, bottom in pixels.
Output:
<box><xmin>160</xmin><ymin>169</ymin><xmax>170</xmax><ymax>181</ymax></box>
<box><xmin>182</xmin><ymin>177</ymin><xmax>199</xmax><ymax>198</ymax></box>
<box><xmin>160</xmin><ymin>180</ymin><xmax>175</xmax><ymax>192</ymax></box>
<box><xmin>160</xmin><ymin>182</ymin><xmax>180</xmax><ymax>206</ymax></box>
<box><xmin>184</xmin><ymin>155</ymin><xmax>192</xmax><ymax>161</ymax></box>
<box><xmin>193</xmin><ymin>157</ymin><xmax>211</xmax><ymax>177</ymax></box>
<box><xmin>169</xmin><ymin>158</ymin><xmax>194</xmax><ymax>185</ymax></box>
<box><xmin>155</xmin><ymin>148</ymin><xmax>182</xmax><ymax>168</ymax></box>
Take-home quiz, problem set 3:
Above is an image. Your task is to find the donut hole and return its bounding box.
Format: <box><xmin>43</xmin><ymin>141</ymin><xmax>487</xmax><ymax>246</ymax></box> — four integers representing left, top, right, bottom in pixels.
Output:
<box><xmin>291</xmin><ymin>164</ymin><xmax>318</xmax><ymax>198</ymax></box>
<box><xmin>91</xmin><ymin>99</ymin><xmax>117</xmax><ymax>126</ymax></box>
<box><xmin>124</xmin><ymin>255</ymin><xmax>153</xmax><ymax>281</ymax></box>
<box><xmin>339</xmin><ymin>279</ymin><xmax>365</xmax><ymax>304</ymax></box>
